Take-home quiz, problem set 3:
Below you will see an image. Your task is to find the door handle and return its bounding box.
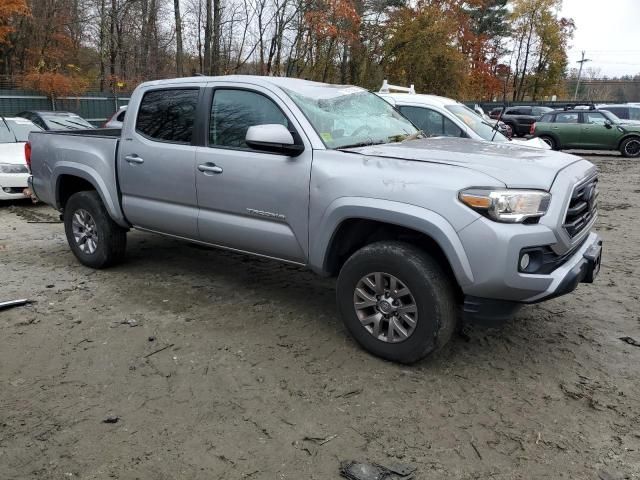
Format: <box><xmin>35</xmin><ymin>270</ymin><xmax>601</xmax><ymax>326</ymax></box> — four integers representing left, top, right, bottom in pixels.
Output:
<box><xmin>198</xmin><ymin>163</ymin><xmax>223</xmax><ymax>174</ymax></box>
<box><xmin>125</xmin><ymin>155</ymin><xmax>144</xmax><ymax>164</ymax></box>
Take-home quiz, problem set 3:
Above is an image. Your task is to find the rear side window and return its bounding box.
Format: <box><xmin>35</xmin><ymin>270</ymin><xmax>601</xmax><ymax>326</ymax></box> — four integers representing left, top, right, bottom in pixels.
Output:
<box><xmin>136</xmin><ymin>89</ymin><xmax>199</xmax><ymax>143</ymax></box>
<box><xmin>556</xmin><ymin>113</ymin><xmax>579</xmax><ymax>124</ymax></box>
<box><xmin>630</xmin><ymin>108</ymin><xmax>640</xmax><ymax>121</ymax></box>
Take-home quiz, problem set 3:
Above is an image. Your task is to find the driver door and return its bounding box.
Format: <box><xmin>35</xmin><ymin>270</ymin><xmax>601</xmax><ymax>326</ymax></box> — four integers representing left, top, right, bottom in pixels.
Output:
<box><xmin>195</xmin><ymin>86</ymin><xmax>312</xmax><ymax>263</ymax></box>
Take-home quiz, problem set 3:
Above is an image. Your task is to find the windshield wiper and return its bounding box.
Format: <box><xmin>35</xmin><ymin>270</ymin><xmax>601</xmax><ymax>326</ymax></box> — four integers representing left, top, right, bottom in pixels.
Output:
<box><xmin>401</xmin><ymin>130</ymin><xmax>425</xmax><ymax>142</ymax></box>
<box><xmin>337</xmin><ymin>140</ymin><xmax>387</xmax><ymax>150</ymax></box>
<box><xmin>47</xmin><ymin>119</ymin><xmax>80</xmax><ymax>130</ymax></box>
<box><xmin>65</xmin><ymin>119</ymin><xmax>92</xmax><ymax>128</ymax></box>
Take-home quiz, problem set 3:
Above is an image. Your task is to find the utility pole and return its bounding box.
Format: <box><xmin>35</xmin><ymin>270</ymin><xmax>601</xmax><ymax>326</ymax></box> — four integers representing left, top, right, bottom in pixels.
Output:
<box><xmin>573</xmin><ymin>51</ymin><xmax>591</xmax><ymax>101</ymax></box>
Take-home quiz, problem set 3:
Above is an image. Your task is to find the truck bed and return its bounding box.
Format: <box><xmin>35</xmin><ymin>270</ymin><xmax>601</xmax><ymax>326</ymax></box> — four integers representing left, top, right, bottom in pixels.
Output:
<box><xmin>28</xmin><ymin>128</ymin><xmax>127</xmax><ymax>226</ymax></box>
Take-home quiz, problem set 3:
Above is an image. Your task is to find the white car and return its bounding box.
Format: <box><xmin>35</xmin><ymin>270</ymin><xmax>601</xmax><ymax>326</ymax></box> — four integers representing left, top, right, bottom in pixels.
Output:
<box><xmin>0</xmin><ymin>117</ymin><xmax>41</xmax><ymax>200</ymax></box>
<box><xmin>377</xmin><ymin>81</ymin><xmax>549</xmax><ymax>150</ymax></box>
<box><xmin>104</xmin><ymin>106</ymin><xmax>127</xmax><ymax>128</ymax></box>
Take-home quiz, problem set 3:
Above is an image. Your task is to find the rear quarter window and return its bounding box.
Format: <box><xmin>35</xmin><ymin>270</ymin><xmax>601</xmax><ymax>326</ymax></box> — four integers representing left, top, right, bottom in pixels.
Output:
<box><xmin>539</xmin><ymin>113</ymin><xmax>554</xmax><ymax>123</ymax></box>
<box><xmin>136</xmin><ymin>89</ymin><xmax>199</xmax><ymax>143</ymax></box>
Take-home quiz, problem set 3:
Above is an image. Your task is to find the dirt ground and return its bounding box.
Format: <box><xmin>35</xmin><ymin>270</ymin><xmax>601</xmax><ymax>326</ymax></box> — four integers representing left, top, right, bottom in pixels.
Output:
<box><xmin>1</xmin><ymin>153</ymin><xmax>639</xmax><ymax>480</ymax></box>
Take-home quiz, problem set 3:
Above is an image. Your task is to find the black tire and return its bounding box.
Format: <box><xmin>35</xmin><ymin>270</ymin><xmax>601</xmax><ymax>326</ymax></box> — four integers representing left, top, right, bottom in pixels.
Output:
<box><xmin>336</xmin><ymin>241</ymin><xmax>457</xmax><ymax>364</ymax></box>
<box><xmin>539</xmin><ymin>135</ymin><xmax>557</xmax><ymax>150</ymax></box>
<box><xmin>63</xmin><ymin>191</ymin><xmax>127</xmax><ymax>268</ymax></box>
<box><xmin>620</xmin><ymin>137</ymin><xmax>640</xmax><ymax>158</ymax></box>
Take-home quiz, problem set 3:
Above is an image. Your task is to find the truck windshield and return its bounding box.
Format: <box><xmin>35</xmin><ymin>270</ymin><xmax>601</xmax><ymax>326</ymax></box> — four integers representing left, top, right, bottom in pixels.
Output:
<box><xmin>281</xmin><ymin>85</ymin><xmax>417</xmax><ymax>149</ymax></box>
<box><xmin>445</xmin><ymin>105</ymin><xmax>508</xmax><ymax>142</ymax></box>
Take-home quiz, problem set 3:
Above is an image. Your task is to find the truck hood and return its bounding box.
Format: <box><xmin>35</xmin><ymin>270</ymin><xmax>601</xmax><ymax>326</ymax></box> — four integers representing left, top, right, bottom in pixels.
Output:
<box><xmin>344</xmin><ymin>137</ymin><xmax>581</xmax><ymax>189</ymax></box>
<box><xmin>0</xmin><ymin>142</ymin><xmax>27</xmax><ymax>165</ymax></box>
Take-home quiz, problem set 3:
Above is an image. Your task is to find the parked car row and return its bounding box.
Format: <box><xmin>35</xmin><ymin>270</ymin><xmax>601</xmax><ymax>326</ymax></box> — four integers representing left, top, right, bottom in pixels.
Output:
<box><xmin>377</xmin><ymin>82</ymin><xmax>549</xmax><ymax>150</ymax></box>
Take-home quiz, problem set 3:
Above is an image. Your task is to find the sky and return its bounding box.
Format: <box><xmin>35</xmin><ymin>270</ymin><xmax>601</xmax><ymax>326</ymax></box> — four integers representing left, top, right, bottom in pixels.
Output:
<box><xmin>560</xmin><ymin>0</ymin><xmax>640</xmax><ymax>77</ymax></box>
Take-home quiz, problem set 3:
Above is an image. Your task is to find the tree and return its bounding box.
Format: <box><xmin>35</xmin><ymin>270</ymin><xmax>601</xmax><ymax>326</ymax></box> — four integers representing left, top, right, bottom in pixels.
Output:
<box><xmin>384</xmin><ymin>2</ymin><xmax>467</xmax><ymax>97</ymax></box>
<box><xmin>509</xmin><ymin>0</ymin><xmax>573</xmax><ymax>100</ymax></box>
<box><xmin>0</xmin><ymin>0</ymin><xmax>29</xmax><ymax>44</ymax></box>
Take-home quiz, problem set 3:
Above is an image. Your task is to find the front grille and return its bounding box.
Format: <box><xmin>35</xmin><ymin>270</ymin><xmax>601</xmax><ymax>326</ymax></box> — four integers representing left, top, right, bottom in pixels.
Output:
<box><xmin>563</xmin><ymin>176</ymin><xmax>598</xmax><ymax>238</ymax></box>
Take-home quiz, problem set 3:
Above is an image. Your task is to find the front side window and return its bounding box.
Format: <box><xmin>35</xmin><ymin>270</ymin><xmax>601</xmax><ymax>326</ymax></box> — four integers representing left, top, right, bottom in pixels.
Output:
<box><xmin>136</xmin><ymin>89</ymin><xmax>199</xmax><ymax>143</ymax></box>
<box><xmin>283</xmin><ymin>86</ymin><xmax>416</xmax><ymax>149</ymax></box>
<box><xmin>556</xmin><ymin>113</ymin><xmax>579</xmax><ymax>124</ymax></box>
<box><xmin>445</xmin><ymin>104</ymin><xmax>507</xmax><ymax>142</ymax></box>
<box><xmin>210</xmin><ymin>89</ymin><xmax>289</xmax><ymax>148</ymax></box>
<box><xmin>585</xmin><ymin>112</ymin><xmax>607</xmax><ymax>125</ymax></box>
<box><xmin>399</xmin><ymin>106</ymin><xmax>462</xmax><ymax>138</ymax></box>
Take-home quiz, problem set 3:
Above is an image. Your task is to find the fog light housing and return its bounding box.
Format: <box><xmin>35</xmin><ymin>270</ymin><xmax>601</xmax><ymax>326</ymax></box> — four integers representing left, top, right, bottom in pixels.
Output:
<box><xmin>3</xmin><ymin>187</ymin><xmax>11</xmax><ymax>193</ymax></box>
<box><xmin>519</xmin><ymin>253</ymin><xmax>530</xmax><ymax>271</ymax></box>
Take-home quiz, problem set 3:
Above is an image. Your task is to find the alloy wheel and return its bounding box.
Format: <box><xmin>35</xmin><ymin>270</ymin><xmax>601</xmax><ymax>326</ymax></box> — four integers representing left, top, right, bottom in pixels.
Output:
<box><xmin>353</xmin><ymin>272</ymin><xmax>418</xmax><ymax>343</ymax></box>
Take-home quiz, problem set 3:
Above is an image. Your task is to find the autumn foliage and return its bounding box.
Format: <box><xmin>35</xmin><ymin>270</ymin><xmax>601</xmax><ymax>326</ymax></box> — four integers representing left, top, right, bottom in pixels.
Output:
<box><xmin>0</xmin><ymin>0</ymin><xmax>29</xmax><ymax>45</ymax></box>
<box><xmin>0</xmin><ymin>0</ymin><xmax>574</xmax><ymax>101</ymax></box>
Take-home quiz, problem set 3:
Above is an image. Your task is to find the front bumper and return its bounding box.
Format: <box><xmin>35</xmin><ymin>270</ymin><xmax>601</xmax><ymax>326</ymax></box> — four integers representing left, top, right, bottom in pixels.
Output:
<box><xmin>0</xmin><ymin>172</ymin><xmax>30</xmax><ymax>200</ymax></box>
<box><xmin>462</xmin><ymin>232</ymin><xmax>602</xmax><ymax>325</ymax></box>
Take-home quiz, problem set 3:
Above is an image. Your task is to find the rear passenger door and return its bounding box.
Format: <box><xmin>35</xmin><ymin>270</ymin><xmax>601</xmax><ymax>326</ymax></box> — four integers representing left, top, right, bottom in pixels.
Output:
<box><xmin>552</xmin><ymin>112</ymin><xmax>582</xmax><ymax>148</ymax></box>
<box><xmin>194</xmin><ymin>85</ymin><xmax>312</xmax><ymax>263</ymax></box>
<box><xmin>118</xmin><ymin>87</ymin><xmax>202</xmax><ymax>238</ymax></box>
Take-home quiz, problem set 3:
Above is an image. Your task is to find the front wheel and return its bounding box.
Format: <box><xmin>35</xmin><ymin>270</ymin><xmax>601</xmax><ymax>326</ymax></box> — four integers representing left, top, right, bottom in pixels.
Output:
<box><xmin>336</xmin><ymin>241</ymin><xmax>457</xmax><ymax>363</ymax></box>
<box><xmin>620</xmin><ymin>137</ymin><xmax>640</xmax><ymax>158</ymax></box>
<box><xmin>63</xmin><ymin>191</ymin><xmax>127</xmax><ymax>268</ymax></box>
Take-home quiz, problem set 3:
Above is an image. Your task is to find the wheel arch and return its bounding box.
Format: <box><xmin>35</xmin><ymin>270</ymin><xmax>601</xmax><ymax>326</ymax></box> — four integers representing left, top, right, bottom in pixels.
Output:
<box><xmin>617</xmin><ymin>133</ymin><xmax>640</xmax><ymax>151</ymax></box>
<box><xmin>310</xmin><ymin>198</ymin><xmax>475</xmax><ymax>291</ymax></box>
<box><xmin>537</xmin><ymin>132</ymin><xmax>561</xmax><ymax>149</ymax></box>
<box><xmin>52</xmin><ymin>164</ymin><xmax>128</xmax><ymax>228</ymax></box>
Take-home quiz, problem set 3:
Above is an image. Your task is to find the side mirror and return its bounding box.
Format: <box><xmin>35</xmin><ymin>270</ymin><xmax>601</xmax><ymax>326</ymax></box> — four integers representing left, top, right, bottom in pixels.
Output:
<box><xmin>604</xmin><ymin>120</ymin><xmax>613</xmax><ymax>129</ymax></box>
<box><xmin>245</xmin><ymin>124</ymin><xmax>304</xmax><ymax>156</ymax></box>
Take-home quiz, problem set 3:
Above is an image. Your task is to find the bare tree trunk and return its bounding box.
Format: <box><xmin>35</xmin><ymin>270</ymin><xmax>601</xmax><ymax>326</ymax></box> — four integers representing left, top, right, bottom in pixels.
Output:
<box><xmin>204</xmin><ymin>0</ymin><xmax>212</xmax><ymax>74</ymax></box>
<box><xmin>174</xmin><ymin>0</ymin><xmax>184</xmax><ymax>76</ymax></box>
<box><xmin>109</xmin><ymin>0</ymin><xmax>117</xmax><ymax>81</ymax></box>
<box><xmin>212</xmin><ymin>0</ymin><xmax>221</xmax><ymax>75</ymax></box>
<box><xmin>99</xmin><ymin>0</ymin><xmax>106</xmax><ymax>90</ymax></box>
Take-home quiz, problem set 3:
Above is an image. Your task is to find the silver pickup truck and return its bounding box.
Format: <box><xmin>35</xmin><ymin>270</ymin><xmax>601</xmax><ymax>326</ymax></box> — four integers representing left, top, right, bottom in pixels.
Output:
<box><xmin>27</xmin><ymin>75</ymin><xmax>602</xmax><ymax>363</ymax></box>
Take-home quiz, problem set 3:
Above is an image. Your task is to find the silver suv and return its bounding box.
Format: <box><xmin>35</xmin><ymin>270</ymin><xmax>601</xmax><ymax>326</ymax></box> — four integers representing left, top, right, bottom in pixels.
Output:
<box><xmin>27</xmin><ymin>76</ymin><xmax>602</xmax><ymax>363</ymax></box>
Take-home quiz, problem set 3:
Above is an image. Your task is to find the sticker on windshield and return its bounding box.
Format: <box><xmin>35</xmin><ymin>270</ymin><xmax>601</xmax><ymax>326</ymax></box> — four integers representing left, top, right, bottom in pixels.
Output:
<box><xmin>321</xmin><ymin>132</ymin><xmax>333</xmax><ymax>142</ymax></box>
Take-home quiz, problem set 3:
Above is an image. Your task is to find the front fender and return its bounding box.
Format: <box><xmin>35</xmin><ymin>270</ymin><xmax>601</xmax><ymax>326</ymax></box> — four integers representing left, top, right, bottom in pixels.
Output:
<box><xmin>309</xmin><ymin>197</ymin><xmax>475</xmax><ymax>287</ymax></box>
<box><xmin>53</xmin><ymin>163</ymin><xmax>128</xmax><ymax>228</ymax></box>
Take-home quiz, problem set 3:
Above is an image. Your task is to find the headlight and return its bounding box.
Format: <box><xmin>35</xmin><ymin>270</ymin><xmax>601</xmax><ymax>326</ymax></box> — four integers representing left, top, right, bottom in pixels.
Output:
<box><xmin>459</xmin><ymin>188</ymin><xmax>551</xmax><ymax>223</ymax></box>
<box><xmin>0</xmin><ymin>163</ymin><xmax>29</xmax><ymax>174</ymax></box>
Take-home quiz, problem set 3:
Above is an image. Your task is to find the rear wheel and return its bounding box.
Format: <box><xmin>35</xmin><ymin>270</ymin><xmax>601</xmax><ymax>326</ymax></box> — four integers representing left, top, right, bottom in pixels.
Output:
<box><xmin>63</xmin><ymin>191</ymin><xmax>127</xmax><ymax>268</ymax></box>
<box><xmin>620</xmin><ymin>137</ymin><xmax>640</xmax><ymax>158</ymax></box>
<box><xmin>336</xmin><ymin>241</ymin><xmax>457</xmax><ymax>364</ymax></box>
<box><xmin>539</xmin><ymin>135</ymin><xmax>557</xmax><ymax>150</ymax></box>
